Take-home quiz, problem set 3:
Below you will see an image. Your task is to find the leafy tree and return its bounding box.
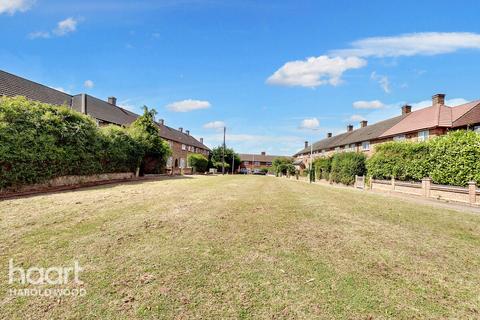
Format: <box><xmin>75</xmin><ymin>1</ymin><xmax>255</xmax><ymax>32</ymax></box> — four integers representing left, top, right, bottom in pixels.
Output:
<box><xmin>127</xmin><ymin>106</ymin><xmax>171</xmax><ymax>174</ymax></box>
<box><xmin>272</xmin><ymin>157</ymin><xmax>295</xmax><ymax>176</ymax></box>
<box><xmin>188</xmin><ymin>154</ymin><xmax>208</xmax><ymax>173</ymax></box>
<box><xmin>209</xmin><ymin>146</ymin><xmax>240</xmax><ymax>173</ymax></box>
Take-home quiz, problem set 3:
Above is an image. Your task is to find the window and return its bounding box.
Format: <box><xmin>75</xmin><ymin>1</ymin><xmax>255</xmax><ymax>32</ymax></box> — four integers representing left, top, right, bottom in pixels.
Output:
<box><xmin>361</xmin><ymin>141</ymin><xmax>370</xmax><ymax>151</ymax></box>
<box><xmin>474</xmin><ymin>125</ymin><xmax>480</xmax><ymax>133</ymax></box>
<box><xmin>266</xmin><ymin>162</ymin><xmax>272</xmax><ymax>166</ymax></box>
<box><xmin>344</xmin><ymin>145</ymin><xmax>349</xmax><ymax>152</ymax></box>
<box><xmin>393</xmin><ymin>134</ymin><xmax>406</xmax><ymax>141</ymax></box>
<box><xmin>254</xmin><ymin>161</ymin><xmax>260</xmax><ymax>166</ymax></box>
<box><xmin>335</xmin><ymin>147</ymin><xmax>340</xmax><ymax>153</ymax></box>
<box><xmin>181</xmin><ymin>144</ymin><xmax>186</xmax><ymax>150</ymax></box>
<box><xmin>418</xmin><ymin>130</ymin><xmax>429</xmax><ymax>142</ymax></box>
<box><xmin>350</xmin><ymin>144</ymin><xmax>356</xmax><ymax>151</ymax></box>
<box><xmin>321</xmin><ymin>149</ymin><xmax>326</xmax><ymax>156</ymax></box>
<box><xmin>167</xmin><ymin>157</ymin><xmax>173</xmax><ymax>168</ymax></box>
<box><xmin>244</xmin><ymin>161</ymin><xmax>250</xmax><ymax>165</ymax></box>
<box><xmin>180</xmin><ymin>158</ymin><xmax>185</xmax><ymax>168</ymax></box>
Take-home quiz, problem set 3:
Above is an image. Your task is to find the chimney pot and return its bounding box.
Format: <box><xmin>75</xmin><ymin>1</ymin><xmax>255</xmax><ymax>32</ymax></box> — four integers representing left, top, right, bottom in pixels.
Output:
<box><xmin>327</xmin><ymin>132</ymin><xmax>332</xmax><ymax>138</ymax></box>
<box><xmin>200</xmin><ymin>137</ymin><xmax>203</xmax><ymax>144</ymax></box>
<box><xmin>179</xmin><ymin>127</ymin><xmax>183</xmax><ymax>133</ymax></box>
<box><xmin>108</xmin><ymin>97</ymin><xmax>117</xmax><ymax>106</ymax></box>
<box><xmin>347</xmin><ymin>124</ymin><xmax>353</xmax><ymax>132</ymax></box>
<box><xmin>401</xmin><ymin>104</ymin><xmax>412</xmax><ymax>115</ymax></box>
<box><xmin>159</xmin><ymin>119</ymin><xmax>164</xmax><ymax>125</ymax></box>
<box><xmin>261</xmin><ymin>151</ymin><xmax>266</xmax><ymax>156</ymax></box>
<box><xmin>186</xmin><ymin>130</ymin><xmax>190</xmax><ymax>135</ymax></box>
<box><xmin>360</xmin><ymin>120</ymin><xmax>368</xmax><ymax>128</ymax></box>
<box><xmin>432</xmin><ymin>93</ymin><xmax>445</xmax><ymax>107</ymax></box>
<box><xmin>304</xmin><ymin>141</ymin><xmax>309</xmax><ymax>148</ymax></box>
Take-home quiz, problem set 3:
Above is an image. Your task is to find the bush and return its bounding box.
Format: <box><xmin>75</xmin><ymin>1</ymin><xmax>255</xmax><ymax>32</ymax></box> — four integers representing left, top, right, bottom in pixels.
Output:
<box><xmin>366</xmin><ymin>141</ymin><xmax>430</xmax><ymax>181</ymax></box>
<box><xmin>366</xmin><ymin>130</ymin><xmax>480</xmax><ymax>186</ymax></box>
<box><xmin>313</xmin><ymin>157</ymin><xmax>331</xmax><ymax>180</ymax></box>
<box><xmin>272</xmin><ymin>157</ymin><xmax>295</xmax><ymax>176</ymax></box>
<box><xmin>188</xmin><ymin>154</ymin><xmax>208</xmax><ymax>173</ymax></box>
<box><xmin>330</xmin><ymin>152</ymin><xmax>366</xmax><ymax>185</ymax></box>
<box><xmin>0</xmin><ymin>96</ymin><xmax>169</xmax><ymax>190</ymax></box>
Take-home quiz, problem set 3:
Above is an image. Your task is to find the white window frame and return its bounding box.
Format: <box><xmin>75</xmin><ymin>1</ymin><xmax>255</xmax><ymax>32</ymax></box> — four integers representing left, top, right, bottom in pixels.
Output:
<box><xmin>474</xmin><ymin>125</ymin><xmax>480</xmax><ymax>133</ymax></box>
<box><xmin>335</xmin><ymin>147</ymin><xmax>340</xmax><ymax>153</ymax></box>
<box><xmin>393</xmin><ymin>134</ymin><xmax>406</xmax><ymax>141</ymax></box>
<box><xmin>418</xmin><ymin>130</ymin><xmax>429</xmax><ymax>142</ymax></box>
<box><xmin>180</xmin><ymin>158</ymin><xmax>185</xmax><ymax>168</ymax></box>
<box><xmin>361</xmin><ymin>141</ymin><xmax>370</xmax><ymax>151</ymax></box>
<box><xmin>181</xmin><ymin>144</ymin><xmax>186</xmax><ymax>150</ymax></box>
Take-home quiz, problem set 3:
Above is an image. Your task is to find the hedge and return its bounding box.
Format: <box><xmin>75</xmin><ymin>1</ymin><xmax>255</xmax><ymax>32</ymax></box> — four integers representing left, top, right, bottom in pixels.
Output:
<box><xmin>188</xmin><ymin>154</ymin><xmax>208</xmax><ymax>173</ymax></box>
<box><xmin>0</xmin><ymin>96</ymin><xmax>169</xmax><ymax>190</ymax></box>
<box><xmin>366</xmin><ymin>130</ymin><xmax>480</xmax><ymax>186</ymax></box>
<box><xmin>329</xmin><ymin>152</ymin><xmax>366</xmax><ymax>185</ymax></box>
<box><xmin>313</xmin><ymin>157</ymin><xmax>331</xmax><ymax>180</ymax></box>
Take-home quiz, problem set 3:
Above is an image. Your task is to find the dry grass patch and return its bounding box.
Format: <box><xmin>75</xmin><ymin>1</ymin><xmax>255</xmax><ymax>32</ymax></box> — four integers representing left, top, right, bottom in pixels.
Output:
<box><xmin>0</xmin><ymin>175</ymin><xmax>479</xmax><ymax>319</ymax></box>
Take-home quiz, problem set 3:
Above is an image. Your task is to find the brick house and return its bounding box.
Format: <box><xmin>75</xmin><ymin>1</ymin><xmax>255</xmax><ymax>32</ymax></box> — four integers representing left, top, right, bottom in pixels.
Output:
<box><xmin>294</xmin><ymin>93</ymin><xmax>480</xmax><ymax>166</ymax></box>
<box><xmin>238</xmin><ymin>152</ymin><xmax>286</xmax><ymax>173</ymax></box>
<box><xmin>0</xmin><ymin>70</ymin><xmax>210</xmax><ymax>173</ymax></box>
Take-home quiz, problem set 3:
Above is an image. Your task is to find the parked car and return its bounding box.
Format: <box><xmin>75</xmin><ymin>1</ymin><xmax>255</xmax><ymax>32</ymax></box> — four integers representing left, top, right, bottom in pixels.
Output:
<box><xmin>239</xmin><ymin>168</ymin><xmax>248</xmax><ymax>174</ymax></box>
<box><xmin>253</xmin><ymin>169</ymin><xmax>266</xmax><ymax>175</ymax></box>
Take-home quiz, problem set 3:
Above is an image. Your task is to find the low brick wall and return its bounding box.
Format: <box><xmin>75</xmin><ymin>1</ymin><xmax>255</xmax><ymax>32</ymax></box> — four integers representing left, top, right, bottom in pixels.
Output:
<box><xmin>371</xmin><ymin>178</ymin><xmax>478</xmax><ymax>206</ymax></box>
<box><xmin>2</xmin><ymin>172</ymin><xmax>134</xmax><ymax>194</ymax></box>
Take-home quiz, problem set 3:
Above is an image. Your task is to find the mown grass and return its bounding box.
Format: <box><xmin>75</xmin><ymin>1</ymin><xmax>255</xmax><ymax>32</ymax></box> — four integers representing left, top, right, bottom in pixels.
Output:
<box><xmin>0</xmin><ymin>175</ymin><xmax>479</xmax><ymax>319</ymax></box>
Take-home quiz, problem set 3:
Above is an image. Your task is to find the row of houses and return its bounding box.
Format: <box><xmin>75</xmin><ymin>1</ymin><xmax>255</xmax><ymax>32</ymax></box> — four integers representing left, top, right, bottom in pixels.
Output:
<box><xmin>0</xmin><ymin>70</ymin><xmax>210</xmax><ymax>173</ymax></box>
<box><xmin>294</xmin><ymin>93</ymin><xmax>480</xmax><ymax>166</ymax></box>
<box><xmin>238</xmin><ymin>152</ymin><xmax>285</xmax><ymax>173</ymax></box>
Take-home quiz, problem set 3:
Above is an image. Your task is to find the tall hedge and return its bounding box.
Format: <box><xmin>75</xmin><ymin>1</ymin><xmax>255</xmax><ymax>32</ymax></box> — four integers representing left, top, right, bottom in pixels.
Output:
<box><xmin>330</xmin><ymin>152</ymin><xmax>366</xmax><ymax>185</ymax></box>
<box><xmin>0</xmin><ymin>96</ymin><xmax>169</xmax><ymax>190</ymax></box>
<box><xmin>188</xmin><ymin>154</ymin><xmax>208</xmax><ymax>173</ymax></box>
<box><xmin>366</xmin><ymin>130</ymin><xmax>480</xmax><ymax>186</ymax></box>
<box><xmin>313</xmin><ymin>157</ymin><xmax>331</xmax><ymax>180</ymax></box>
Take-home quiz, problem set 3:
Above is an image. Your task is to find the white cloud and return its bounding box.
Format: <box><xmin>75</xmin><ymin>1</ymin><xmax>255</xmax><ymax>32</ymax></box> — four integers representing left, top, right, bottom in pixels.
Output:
<box><xmin>203</xmin><ymin>121</ymin><xmax>225</xmax><ymax>130</ymax></box>
<box><xmin>349</xmin><ymin>114</ymin><xmax>366</xmax><ymax>122</ymax></box>
<box><xmin>267</xmin><ymin>55</ymin><xmax>367</xmax><ymax>88</ymax></box>
<box><xmin>333</xmin><ymin>32</ymin><xmax>480</xmax><ymax>58</ymax></box>
<box><xmin>0</xmin><ymin>0</ymin><xmax>34</xmax><ymax>15</ymax></box>
<box><xmin>53</xmin><ymin>17</ymin><xmax>78</xmax><ymax>36</ymax></box>
<box><xmin>29</xmin><ymin>17</ymin><xmax>78</xmax><ymax>39</ymax></box>
<box><xmin>84</xmin><ymin>80</ymin><xmax>94</xmax><ymax>89</ymax></box>
<box><xmin>299</xmin><ymin>118</ymin><xmax>320</xmax><ymax>130</ymax></box>
<box><xmin>412</xmin><ymin>97</ymin><xmax>469</xmax><ymax>110</ymax></box>
<box><xmin>370</xmin><ymin>71</ymin><xmax>390</xmax><ymax>93</ymax></box>
<box><xmin>166</xmin><ymin>99</ymin><xmax>211</xmax><ymax>112</ymax></box>
<box><xmin>353</xmin><ymin>100</ymin><xmax>385</xmax><ymax>109</ymax></box>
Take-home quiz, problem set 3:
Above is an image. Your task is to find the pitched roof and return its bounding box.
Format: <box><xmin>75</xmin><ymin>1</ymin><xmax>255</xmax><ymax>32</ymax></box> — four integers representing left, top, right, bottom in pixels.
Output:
<box><xmin>0</xmin><ymin>70</ymin><xmax>72</xmax><ymax>106</ymax></box>
<box><xmin>238</xmin><ymin>153</ymin><xmax>287</xmax><ymax>162</ymax></box>
<box><xmin>71</xmin><ymin>94</ymin><xmax>138</xmax><ymax>125</ymax></box>
<box><xmin>380</xmin><ymin>100</ymin><xmax>480</xmax><ymax>138</ymax></box>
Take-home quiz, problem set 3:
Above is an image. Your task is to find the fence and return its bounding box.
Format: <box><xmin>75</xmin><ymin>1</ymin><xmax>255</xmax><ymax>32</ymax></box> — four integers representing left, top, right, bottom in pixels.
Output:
<box><xmin>369</xmin><ymin>177</ymin><xmax>480</xmax><ymax>206</ymax></box>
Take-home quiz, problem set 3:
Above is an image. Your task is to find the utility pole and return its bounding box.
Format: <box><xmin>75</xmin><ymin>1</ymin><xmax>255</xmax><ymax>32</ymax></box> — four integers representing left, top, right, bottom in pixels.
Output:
<box><xmin>222</xmin><ymin>126</ymin><xmax>226</xmax><ymax>175</ymax></box>
<box><xmin>232</xmin><ymin>154</ymin><xmax>235</xmax><ymax>174</ymax></box>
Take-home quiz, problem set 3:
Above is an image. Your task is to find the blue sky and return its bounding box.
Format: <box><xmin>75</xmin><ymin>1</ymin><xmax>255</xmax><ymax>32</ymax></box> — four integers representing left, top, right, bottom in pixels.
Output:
<box><xmin>2</xmin><ymin>0</ymin><xmax>480</xmax><ymax>155</ymax></box>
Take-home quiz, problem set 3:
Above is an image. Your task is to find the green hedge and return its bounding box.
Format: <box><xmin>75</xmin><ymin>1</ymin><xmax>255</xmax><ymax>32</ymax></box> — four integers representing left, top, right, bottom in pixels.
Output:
<box><xmin>366</xmin><ymin>130</ymin><xmax>480</xmax><ymax>186</ymax></box>
<box><xmin>330</xmin><ymin>152</ymin><xmax>366</xmax><ymax>185</ymax></box>
<box><xmin>0</xmin><ymin>96</ymin><xmax>169</xmax><ymax>190</ymax></box>
<box><xmin>313</xmin><ymin>157</ymin><xmax>331</xmax><ymax>180</ymax></box>
<box><xmin>188</xmin><ymin>154</ymin><xmax>208</xmax><ymax>173</ymax></box>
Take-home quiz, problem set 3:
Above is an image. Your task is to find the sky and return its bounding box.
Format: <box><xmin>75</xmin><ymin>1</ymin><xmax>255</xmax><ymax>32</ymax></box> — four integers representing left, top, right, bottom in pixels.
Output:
<box><xmin>2</xmin><ymin>0</ymin><xmax>480</xmax><ymax>155</ymax></box>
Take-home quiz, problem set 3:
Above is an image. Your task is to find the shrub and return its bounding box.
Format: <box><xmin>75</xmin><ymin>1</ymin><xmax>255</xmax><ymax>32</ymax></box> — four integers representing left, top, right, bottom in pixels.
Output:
<box><xmin>0</xmin><ymin>96</ymin><xmax>169</xmax><ymax>190</ymax></box>
<box><xmin>313</xmin><ymin>157</ymin><xmax>331</xmax><ymax>180</ymax></box>
<box><xmin>188</xmin><ymin>154</ymin><xmax>208</xmax><ymax>173</ymax></box>
<box><xmin>428</xmin><ymin>130</ymin><xmax>480</xmax><ymax>186</ymax></box>
<box><xmin>272</xmin><ymin>157</ymin><xmax>295</xmax><ymax>176</ymax></box>
<box><xmin>366</xmin><ymin>141</ymin><xmax>430</xmax><ymax>181</ymax></box>
<box><xmin>330</xmin><ymin>152</ymin><xmax>366</xmax><ymax>185</ymax></box>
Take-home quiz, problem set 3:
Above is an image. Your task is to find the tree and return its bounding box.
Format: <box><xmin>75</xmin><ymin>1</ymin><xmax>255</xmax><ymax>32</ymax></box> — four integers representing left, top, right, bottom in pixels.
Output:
<box><xmin>127</xmin><ymin>106</ymin><xmax>171</xmax><ymax>175</ymax></box>
<box><xmin>209</xmin><ymin>146</ymin><xmax>241</xmax><ymax>173</ymax></box>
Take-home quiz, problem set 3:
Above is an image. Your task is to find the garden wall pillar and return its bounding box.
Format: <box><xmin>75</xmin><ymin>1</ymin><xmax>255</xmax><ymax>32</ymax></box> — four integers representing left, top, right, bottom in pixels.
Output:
<box><xmin>468</xmin><ymin>181</ymin><xmax>477</xmax><ymax>204</ymax></box>
<box><xmin>422</xmin><ymin>178</ymin><xmax>432</xmax><ymax>198</ymax></box>
<box><xmin>391</xmin><ymin>176</ymin><xmax>395</xmax><ymax>190</ymax></box>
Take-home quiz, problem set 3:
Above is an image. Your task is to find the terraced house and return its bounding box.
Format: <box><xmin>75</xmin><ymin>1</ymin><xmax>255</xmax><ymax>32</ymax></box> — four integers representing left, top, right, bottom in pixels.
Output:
<box><xmin>0</xmin><ymin>70</ymin><xmax>210</xmax><ymax>174</ymax></box>
<box><xmin>294</xmin><ymin>93</ymin><xmax>480</xmax><ymax>166</ymax></box>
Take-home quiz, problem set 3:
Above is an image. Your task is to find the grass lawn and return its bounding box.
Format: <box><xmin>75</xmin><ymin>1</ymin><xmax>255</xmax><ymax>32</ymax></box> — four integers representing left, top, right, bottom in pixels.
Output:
<box><xmin>0</xmin><ymin>175</ymin><xmax>479</xmax><ymax>319</ymax></box>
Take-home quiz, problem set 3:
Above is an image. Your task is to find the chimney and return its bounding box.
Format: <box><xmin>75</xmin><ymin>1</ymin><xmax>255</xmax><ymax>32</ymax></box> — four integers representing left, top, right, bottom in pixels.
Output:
<box><xmin>186</xmin><ymin>130</ymin><xmax>190</xmax><ymax>135</ymax></box>
<box><xmin>304</xmin><ymin>141</ymin><xmax>308</xmax><ymax>148</ymax></box>
<box><xmin>108</xmin><ymin>97</ymin><xmax>117</xmax><ymax>106</ymax></box>
<box><xmin>200</xmin><ymin>138</ymin><xmax>204</xmax><ymax>144</ymax></box>
<box><xmin>432</xmin><ymin>93</ymin><xmax>445</xmax><ymax>107</ymax></box>
<box><xmin>159</xmin><ymin>119</ymin><xmax>164</xmax><ymax>125</ymax></box>
<box><xmin>401</xmin><ymin>104</ymin><xmax>412</xmax><ymax>115</ymax></box>
<box><xmin>179</xmin><ymin>127</ymin><xmax>183</xmax><ymax>133</ymax></box>
<box><xmin>261</xmin><ymin>151</ymin><xmax>266</xmax><ymax>156</ymax></box>
<box><xmin>347</xmin><ymin>124</ymin><xmax>353</xmax><ymax>132</ymax></box>
<box><xmin>327</xmin><ymin>132</ymin><xmax>332</xmax><ymax>138</ymax></box>
<box><xmin>360</xmin><ymin>120</ymin><xmax>368</xmax><ymax>128</ymax></box>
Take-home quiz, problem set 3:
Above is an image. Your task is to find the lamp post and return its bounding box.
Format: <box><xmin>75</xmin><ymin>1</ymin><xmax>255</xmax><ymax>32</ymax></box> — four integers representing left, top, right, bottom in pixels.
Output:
<box><xmin>309</xmin><ymin>143</ymin><xmax>313</xmax><ymax>183</ymax></box>
<box><xmin>222</xmin><ymin>126</ymin><xmax>226</xmax><ymax>175</ymax></box>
